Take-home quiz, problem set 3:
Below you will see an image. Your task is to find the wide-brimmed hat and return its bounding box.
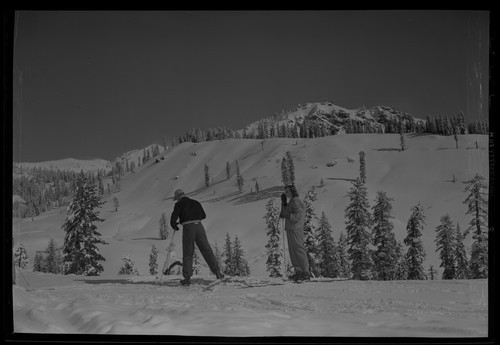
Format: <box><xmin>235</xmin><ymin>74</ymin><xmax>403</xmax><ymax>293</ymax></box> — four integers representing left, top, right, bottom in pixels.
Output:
<box><xmin>173</xmin><ymin>189</ymin><xmax>185</xmax><ymax>201</ymax></box>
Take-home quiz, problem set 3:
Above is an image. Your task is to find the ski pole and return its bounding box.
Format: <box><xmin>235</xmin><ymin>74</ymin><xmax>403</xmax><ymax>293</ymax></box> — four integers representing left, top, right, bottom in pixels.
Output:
<box><xmin>159</xmin><ymin>230</ymin><xmax>177</xmax><ymax>284</ymax></box>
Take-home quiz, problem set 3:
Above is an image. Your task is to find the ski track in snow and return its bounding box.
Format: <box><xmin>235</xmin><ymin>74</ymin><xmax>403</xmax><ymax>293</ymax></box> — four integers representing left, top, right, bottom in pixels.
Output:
<box><xmin>13</xmin><ymin>274</ymin><xmax>488</xmax><ymax>337</ymax></box>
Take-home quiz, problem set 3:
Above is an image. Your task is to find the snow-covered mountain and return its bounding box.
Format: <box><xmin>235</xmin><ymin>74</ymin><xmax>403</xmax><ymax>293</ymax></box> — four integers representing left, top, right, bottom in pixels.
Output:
<box><xmin>242</xmin><ymin>101</ymin><xmax>425</xmax><ymax>134</ymax></box>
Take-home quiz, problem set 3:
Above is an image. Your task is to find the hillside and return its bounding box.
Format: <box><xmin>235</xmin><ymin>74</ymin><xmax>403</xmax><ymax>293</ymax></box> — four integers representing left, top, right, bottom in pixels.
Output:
<box><xmin>12</xmin><ymin>134</ymin><xmax>489</xmax><ymax>278</ymax></box>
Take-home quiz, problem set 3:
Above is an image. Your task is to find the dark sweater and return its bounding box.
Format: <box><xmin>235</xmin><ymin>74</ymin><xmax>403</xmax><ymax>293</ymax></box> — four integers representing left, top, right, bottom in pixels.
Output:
<box><xmin>170</xmin><ymin>197</ymin><xmax>206</xmax><ymax>228</ymax></box>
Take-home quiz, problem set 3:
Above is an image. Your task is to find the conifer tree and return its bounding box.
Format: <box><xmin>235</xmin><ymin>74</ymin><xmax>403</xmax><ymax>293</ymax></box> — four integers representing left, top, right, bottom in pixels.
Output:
<box><xmin>285</xmin><ymin>151</ymin><xmax>295</xmax><ymax>186</ymax></box>
<box><xmin>14</xmin><ymin>243</ymin><xmax>28</xmax><ymax>269</ymax></box>
<box><xmin>113</xmin><ymin>196</ymin><xmax>119</xmax><ymax>212</ymax></box>
<box><xmin>281</xmin><ymin>157</ymin><xmax>290</xmax><ymax>186</ymax></box>
<box><xmin>223</xmin><ymin>233</ymin><xmax>234</xmax><ymax>275</ymax></box>
<box><xmin>159</xmin><ymin>212</ymin><xmax>169</xmax><ymax>240</ymax></box>
<box><xmin>317</xmin><ymin>212</ymin><xmax>339</xmax><ymax>278</ymax></box>
<box><xmin>118</xmin><ymin>255</ymin><xmax>139</xmax><ymax>275</ymax></box>
<box><xmin>14</xmin><ymin>244</ymin><xmax>29</xmax><ymax>269</ymax></box>
<box><xmin>233</xmin><ymin>235</ymin><xmax>250</xmax><ymax>276</ymax></box>
<box><xmin>235</xmin><ymin>160</ymin><xmax>244</xmax><ymax>192</ymax></box>
<box><xmin>454</xmin><ymin>222</ymin><xmax>470</xmax><ymax>279</ymax></box>
<box><xmin>149</xmin><ymin>244</ymin><xmax>159</xmax><ymax>275</ymax></box>
<box><xmin>265</xmin><ymin>198</ymin><xmax>283</xmax><ymax>278</ymax></box>
<box><xmin>345</xmin><ymin>178</ymin><xmax>373</xmax><ymax>280</ymax></box>
<box><xmin>62</xmin><ymin>171</ymin><xmax>108</xmax><ymax>276</ymax></box>
<box><xmin>359</xmin><ymin>151</ymin><xmax>366</xmax><ymax>184</ymax></box>
<box><xmin>33</xmin><ymin>252</ymin><xmax>44</xmax><ymax>272</ymax></box>
<box><xmin>255</xmin><ymin>180</ymin><xmax>260</xmax><ymax>194</ymax></box>
<box><xmin>428</xmin><ymin>265</ymin><xmax>438</xmax><ymax>280</ymax></box>
<box><xmin>337</xmin><ymin>232</ymin><xmax>351</xmax><ymax>278</ymax></box>
<box><xmin>213</xmin><ymin>241</ymin><xmax>224</xmax><ymax>275</ymax></box>
<box><xmin>400</xmin><ymin>126</ymin><xmax>406</xmax><ymax>151</ymax></box>
<box><xmin>44</xmin><ymin>238</ymin><xmax>63</xmax><ymax>274</ymax></box>
<box><xmin>371</xmin><ymin>191</ymin><xmax>398</xmax><ymax>280</ymax></box>
<box><xmin>226</xmin><ymin>162</ymin><xmax>231</xmax><ymax>180</ymax></box>
<box><xmin>204</xmin><ymin>163</ymin><xmax>210</xmax><ymax>187</ymax></box>
<box><xmin>304</xmin><ymin>185</ymin><xmax>320</xmax><ymax>277</ymax></box>
<box><xmin>394</xmin><ymin>241</ymin><xmax>408</xmax><ymax>280</ymax></box>
<box><xmin>435</xmin><ymin>214</ymin><xmax>456</xmax><ymax>279</ymax></box>
<box><xmin>98</xmin><ymin>177</ymin><xmax>104</xmax><ymax>196</ymax></box>
<box><xmin>404</xmin><ymin>203</ymin><xmax>426</xmax><ymax>280</ymax></box>
<box><xmin>463</xmin><ymin>173</ymin><xmax>488</xmax><ymax>278</ymax></box>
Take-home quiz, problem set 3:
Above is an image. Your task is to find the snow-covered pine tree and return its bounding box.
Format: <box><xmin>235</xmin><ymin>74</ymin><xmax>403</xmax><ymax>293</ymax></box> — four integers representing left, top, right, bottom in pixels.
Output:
<box><xmin>226</xmin><ymin>161</ymin><xmax>231</xmax><ymax>180</ymax></box>
<box><xmin>235</xmin><ymin>160</ymin><xmax>244</xmax><ymax>192</ymax></box>
<box><xmin>435</xmin><ymin>214</ymin><xmax>456</xmax><ymax>279</ymax></box>
<box><xmin>454</xmin><ymin>222</ymin><xmax>470</xmax><ymax>279</ymax></box>
<box><xmin>463</xmin><ymin>173</ymin><xmax>488</xmax><ymax>278</ymax></box>
<box><xmin>359</xmin><ymin>151</ymin><xmax>366</xmax><ymax>184</ymax></box>
<box><xmin>33</xmin><ymin>252</ymin><xmax>44</xmax><ymax>272</ymax></box>
<box><xmin>404</xmin><ymin>203</ymin><xmax>427</xmax><ymax>280</ymax></box>
<box><xmin>62</xmin><ymin>170</ymin><xmax>108</xmax><ymax>276</ymax></box>
<box><xmin>371</xmin><ymin>191</ymin><xmax>398</xmax><ymax>280</ymax></box>
<box><xmin>204</xmin><ymin>163</ymin><xmax>210</xmax><ymax>187</ymax></box>
<box><xmin>98</xmin><ymin>177</ymin><xmax>104</xmax><ymax>196</ymax></box>
<box><xmin>44</xmin><ymin>238</ymin><xmax>63</xmax><ymax>274</ymax></box>
<box><xmin>159</xmin><ymin>212</ymin><xmax>169</xmax><ymax>240</ymax></box>
<box><xmin>223</xmin><ymin>233</ymin><xmax>234</xmax><ymax>276</ymax></box>
<box><xmin>14</xmin><ymin>244</ymin><xmax>29</xmax><ymax>269</ymax></box>
<box><xmin>427</xmin><ymin>265</ymin><xmax>438</xmax><ymax>280</ymax></box>
<box><xmin>213</xmin><ymin>241</ymin><xmax>224</xmax><ymax>275</ymax></box>
<box><xmin>118</xmin><ymin>255</ymin><xmax>139</xmax><ymax>275</ymax></box>
<box><xmin>303</xmin><ymin>185</ymin><xmax>321</xmax><ymax>277</ymax></box>
<box><xmin>394</xmin><ymin>241</ymin><xmax>408</xmax><ymax>280</ymax></box>
<box><xmin>400</xmin><ymin>125</ymin><xmax>406</xmax><ymax>151</ymax></box>
<box><xmin>337</xmin><ymin>232</ymin><xmax>351</xmax><ymax>278</ymax></box>
<box><xmin>255</xmin><ymin>180</ymin><xmax>260</xmax><ymax>194</ymax></box>
<box><xmin>113</xmin><ymin>196</ymin><xmax>119</xmax><ymax>212</ymax></box>
<box><xmin>265</xmin><ymin>198</ymin><xmax>283</xmax><ymax>278</ymax></box>
<box><xmin>233</xmin><ymin>235</ymin><xmax>250</xmax><ymax>276</ymax></box>
<box><xmin>317</xmin><ymin>212</ymin><xmax>339</xmax><ymax>278</ymax></box>
<box><xmin>149</xmin><ymin>244</ymin><xmax>159</xmax><ymax>275</ymax></box>
<box><xmin>345</xmin><ymin>178</ymin><xmax>373</xmax><ymax>280</ymax></box>
<box><xmin>285</xmin><ymin>151</ymin><xmax>295</xmax><ymax>186</ymax></box>
<box><xmin>281</xmin><ymin>157</ymin><xmax>290</xmax><ymax>187</ymax></box>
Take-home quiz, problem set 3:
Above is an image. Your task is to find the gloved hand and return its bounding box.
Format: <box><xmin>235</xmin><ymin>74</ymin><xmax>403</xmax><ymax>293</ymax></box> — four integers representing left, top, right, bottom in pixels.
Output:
<box><xmin>172</xmin><ymin>223</ymin><xmax>180</xmax><ymax>231</ymax></box>
<box><xmin>281</xmin><ymin>193</ymin><xmax>287</xmax><ymax>206</ymax></box>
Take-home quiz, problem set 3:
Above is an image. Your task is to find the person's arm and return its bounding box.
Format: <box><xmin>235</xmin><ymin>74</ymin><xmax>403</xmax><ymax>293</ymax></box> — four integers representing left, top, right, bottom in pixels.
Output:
<box><xmin>170</xmin><ymin>202</ymin><xmax>181</xmax><ymax>230</ymax></box>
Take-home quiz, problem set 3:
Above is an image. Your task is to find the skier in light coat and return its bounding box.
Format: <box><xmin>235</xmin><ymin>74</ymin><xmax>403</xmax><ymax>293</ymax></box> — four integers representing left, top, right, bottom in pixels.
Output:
<box><xmin>280</xmin><ymin>185</ymin><xmax>311</xmax><ymax>282</ymax></box>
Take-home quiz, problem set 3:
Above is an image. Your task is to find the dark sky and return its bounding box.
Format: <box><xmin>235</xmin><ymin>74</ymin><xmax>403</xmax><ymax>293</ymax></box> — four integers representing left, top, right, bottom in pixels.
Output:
<box><xmin>12</xmin><ymin>10</ymin><xmax>490</xmax><ymax>162</ymax></box>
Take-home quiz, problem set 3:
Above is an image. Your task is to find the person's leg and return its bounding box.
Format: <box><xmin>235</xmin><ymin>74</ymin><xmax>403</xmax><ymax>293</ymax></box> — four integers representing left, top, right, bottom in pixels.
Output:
<box><xmin>193</xmin><ymin>224</ymin><xmax>221</xmax><ymax>275</ymax></box>
<box><xmin>286</xmin><ymin>229</ymin><xmax>309</xmax><ymax>274</ymax></box>
<box><xmin>182</xmin><ymin>227</ymin><xmax>195</xmax><ymax>280</ymax></box>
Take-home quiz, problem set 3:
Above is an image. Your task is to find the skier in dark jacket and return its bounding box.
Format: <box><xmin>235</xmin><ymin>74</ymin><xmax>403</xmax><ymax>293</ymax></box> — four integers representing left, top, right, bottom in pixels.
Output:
<box><xmin>170</xmin><ymin>189</ymin><xmax>224</xmax><ymax>286</ymax></box>
<box><xmin>280</xmin><ymin>185</ymin><xmax>311</xmax><ymax>282</ymax></box>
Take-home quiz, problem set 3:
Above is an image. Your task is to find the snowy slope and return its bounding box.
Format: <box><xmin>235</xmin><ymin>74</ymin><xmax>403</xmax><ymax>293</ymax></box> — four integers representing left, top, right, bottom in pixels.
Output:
<box><xmin>12</xmin><ymin>271</ymin><xmax>487</xmax><ymax>336</ymax></box>
<box><xmin>13</xmin><ymin>134</ymin><xmax>489</xmax><ymax>278</ymax></box>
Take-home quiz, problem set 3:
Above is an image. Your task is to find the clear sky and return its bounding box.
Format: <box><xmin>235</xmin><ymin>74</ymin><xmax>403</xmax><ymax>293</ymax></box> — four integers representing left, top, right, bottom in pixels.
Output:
<box><xmin>12</xmin><ymin>10</ymin><xmax>490</xmax><ymax>162</ymax></box>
